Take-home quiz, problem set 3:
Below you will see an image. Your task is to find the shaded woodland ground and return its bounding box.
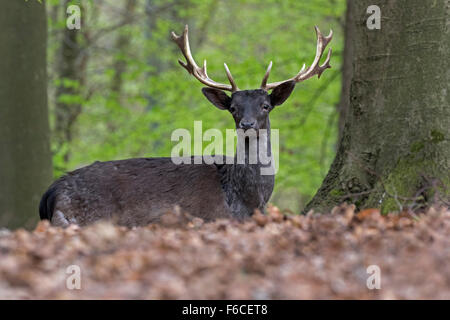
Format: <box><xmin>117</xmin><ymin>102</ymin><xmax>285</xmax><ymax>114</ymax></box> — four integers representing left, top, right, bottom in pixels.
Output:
<box><xmin>1</xmin><ymin>205</ymin><xmax>449</xmax><ymax>299</ymax></box>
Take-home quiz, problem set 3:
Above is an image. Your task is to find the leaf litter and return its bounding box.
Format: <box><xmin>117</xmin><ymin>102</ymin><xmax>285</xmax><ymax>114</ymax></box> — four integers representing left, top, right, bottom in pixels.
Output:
<box><xmin>0</xmin><ymin>204</ymin><xmax>449</xmax><ymax>299</ymax></box>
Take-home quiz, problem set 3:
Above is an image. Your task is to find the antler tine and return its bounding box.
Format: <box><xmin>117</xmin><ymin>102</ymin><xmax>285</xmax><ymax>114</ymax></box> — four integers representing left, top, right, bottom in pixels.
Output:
<box><xmin>171</xmin><ymin>25</ymin><xmax>238</xmax><ymax>92</ymax></box>
<box><xmin>294</xmin><ymin>26</ymin><xmax>333</xmax><ymax>81</ymax></box>
<box><xmin>224</xmin><ymin>63</ymin><xmax>239</xmax><ymax>92</ymax></box>
<box><xmin>260</xmin><ymin>61</ymin><xmax>273</xmax><ymax>90</ymax></box>
<box><xmin>263</xmin><ymin>26</ymin><xmax>333</xmax><ymax>91</ymax></box>
<box><xmin>171</xmin><ymin>25</ymin><xmax>196</xmax><ymax>74</ymax></box>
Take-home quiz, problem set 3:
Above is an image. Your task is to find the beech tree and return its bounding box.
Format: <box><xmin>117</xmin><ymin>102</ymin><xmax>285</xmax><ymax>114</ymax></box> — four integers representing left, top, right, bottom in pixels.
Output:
<box><xmin>0</xmin><ymin>1</ymin><xmax>52</xmax><ymax>228</ymax></box>
<box><xmin>306</xmin><ymin>0</ymin><xmax>449</xmax><ymax>213</ymax></box>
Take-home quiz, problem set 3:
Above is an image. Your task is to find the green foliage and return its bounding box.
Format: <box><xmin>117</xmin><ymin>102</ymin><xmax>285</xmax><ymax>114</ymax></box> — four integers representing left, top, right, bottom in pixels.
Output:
<box><xmin>47</xmin><ymin>0</ymin><xmax>346</xmax><ymax>212</ymax></box>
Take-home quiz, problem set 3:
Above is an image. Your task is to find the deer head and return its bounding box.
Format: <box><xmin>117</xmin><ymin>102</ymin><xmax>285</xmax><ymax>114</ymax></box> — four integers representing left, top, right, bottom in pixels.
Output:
<box><xmin>171</xmin><ymin>25</ymin><xmax>333</xmax><ymax>132</ymax></box>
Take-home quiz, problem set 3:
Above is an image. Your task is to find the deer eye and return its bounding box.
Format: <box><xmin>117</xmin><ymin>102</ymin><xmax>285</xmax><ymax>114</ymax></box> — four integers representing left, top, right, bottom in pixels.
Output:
<box><xmin>229</xmin><ymin>106</ymin><xmax>236</xmax><ymax>113</ymax></box>
<box><xmin>262</xmin><ymin>103</ymin><xmax>271</xmax><ymax>111</ymax></box>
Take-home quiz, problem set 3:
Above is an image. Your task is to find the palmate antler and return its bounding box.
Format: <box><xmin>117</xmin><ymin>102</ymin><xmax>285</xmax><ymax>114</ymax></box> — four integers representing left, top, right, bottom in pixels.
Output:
<box><xmin>171</xmin><ymin>25</ymin><xmax>239</xmax><ymax>92</ymax></box>
<box><xmin>260</xmin><ymin>26</ymin><xmax>333</xmax><ymax>91</ymax></box>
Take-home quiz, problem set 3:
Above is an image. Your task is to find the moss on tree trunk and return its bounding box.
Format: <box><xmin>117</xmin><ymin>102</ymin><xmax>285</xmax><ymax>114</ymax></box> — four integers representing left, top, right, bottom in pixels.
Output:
<box><xmin>305</xmin><ymin>0</ymin><xmax>450</xmax><ymax>213</ymax></box>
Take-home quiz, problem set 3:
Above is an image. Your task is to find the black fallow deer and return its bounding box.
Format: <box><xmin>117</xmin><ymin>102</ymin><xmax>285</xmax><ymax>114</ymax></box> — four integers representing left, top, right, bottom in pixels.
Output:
<box><xmin>39</xmin><ymin>25</ymin><xmax>333</xmax><ymax>227</ymax></box>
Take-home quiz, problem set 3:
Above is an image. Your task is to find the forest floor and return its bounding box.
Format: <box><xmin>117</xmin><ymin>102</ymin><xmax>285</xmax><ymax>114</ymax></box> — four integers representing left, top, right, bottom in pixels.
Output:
<box><xmin>0</xmin><ymin>204</ymin><xmax>449</xmax><ymax>299</ymax></box>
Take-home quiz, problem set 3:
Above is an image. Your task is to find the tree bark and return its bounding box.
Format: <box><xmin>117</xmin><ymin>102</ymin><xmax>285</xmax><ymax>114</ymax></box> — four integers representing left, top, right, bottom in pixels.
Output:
<box><xmin>336</xmin><ymin>0</ymin><xmax>355</xmax><ymax>142</ymax></box>
<box><xmin>0</xmin><ymin>1</ymin><xmax>52</xmax><ymax>228</ymax></box>
<box><xmin>305</xmin><ymin>0</ymin><xmax>449</xmax><ymax>213</ymax></box>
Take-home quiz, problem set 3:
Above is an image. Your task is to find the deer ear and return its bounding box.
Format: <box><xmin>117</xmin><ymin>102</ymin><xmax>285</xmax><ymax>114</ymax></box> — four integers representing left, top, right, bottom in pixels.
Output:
<box><xmin>270</xmin><ymin>80</ymin><xmax>296</xmax><ymax>106</ymax></box>
<box><xmin>202</xmin><ymin>88</ymin><xmax>231</xmax><ymax>110</ymax></box>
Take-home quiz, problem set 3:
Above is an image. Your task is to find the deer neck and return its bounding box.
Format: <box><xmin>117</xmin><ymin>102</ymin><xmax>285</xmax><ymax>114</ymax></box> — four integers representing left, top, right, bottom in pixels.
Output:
<box><xmin>235</xmin><ymin>125</ymin><xmax>272</xmax><ymax>166</ymax></box>
<box><xmin>222</xmin><ymin>120</ymin><xmax>275</xmax><ymax>218</ymax></box>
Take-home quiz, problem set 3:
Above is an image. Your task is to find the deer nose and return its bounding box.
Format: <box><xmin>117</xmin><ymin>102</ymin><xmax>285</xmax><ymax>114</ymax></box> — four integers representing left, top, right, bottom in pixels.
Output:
<box><xmin>239</xmin><ymin>120</ymin><xmax>256</xmax><ymax>130</ymax></box>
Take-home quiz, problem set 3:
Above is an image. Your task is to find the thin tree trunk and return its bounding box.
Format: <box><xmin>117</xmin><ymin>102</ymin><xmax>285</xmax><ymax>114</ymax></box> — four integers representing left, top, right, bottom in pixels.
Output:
<box><xmin>110</xmin><ymin>0</ymin><xmax>137</xmax><ymax>96</ymax></box>
<box><xmin>145</xmin><ymin>0</ymin><xmax>165</xmax><ymax>109</ymax></box>
<box><xmin>306</xmin><ymin>0</ymin><xmax>449</xmax><ymax>213</ymax></box>
<box><xmin>54</xmin><ymin>0</ymin><xmax>88</xmax><ymax>166</ymax></box>
<box><xmin>0</xmin><ymin>1</ymin><xmax>52</xmax><ymax>228</ymax></box>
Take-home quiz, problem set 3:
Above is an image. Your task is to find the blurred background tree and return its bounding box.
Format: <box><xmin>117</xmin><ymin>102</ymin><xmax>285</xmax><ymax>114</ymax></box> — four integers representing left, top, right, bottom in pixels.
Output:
<box><xmin>46</xmin><ymin>0</ymin><xmax>346</xmax><ymax>213</ymax></box>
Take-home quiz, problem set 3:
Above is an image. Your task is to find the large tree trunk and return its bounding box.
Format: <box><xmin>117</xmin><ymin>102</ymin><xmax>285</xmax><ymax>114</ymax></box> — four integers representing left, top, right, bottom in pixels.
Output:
<box><xmin>0</xmin><ymin>1</ymin><xmax>52</xmax><ymax>228</ymax></box>
<box><xmin>306</xmin><ymin>0</ymin><xmax>449</xmax><ymax>213</ymax></box>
